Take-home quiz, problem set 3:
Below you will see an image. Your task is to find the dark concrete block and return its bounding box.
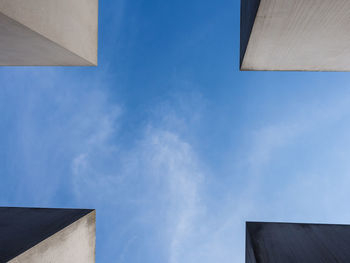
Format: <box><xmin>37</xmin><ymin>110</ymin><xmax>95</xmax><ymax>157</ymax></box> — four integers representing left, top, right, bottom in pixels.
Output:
<box><xmin>0</xmin><ymin>207</ymin><xmax>93</xmax><ymax>262</ymax></box>
<box><xmin>246</xmin><ymin>222</ymin><xmax>350</xmax><ymax>263</ymax></box>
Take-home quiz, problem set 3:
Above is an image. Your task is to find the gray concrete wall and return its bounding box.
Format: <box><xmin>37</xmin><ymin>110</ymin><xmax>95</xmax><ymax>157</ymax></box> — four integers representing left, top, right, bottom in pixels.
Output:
<box><xmin>241</xmin><ymin>0</ymin><xmax>350</xmax><ymax>71</ymax></box>
<box><xmin>0</xmin><ymin>0</ymin><xmax>98</xmax><ymax>65</ymax></box>
<box><xmin>8</xmin><ymin>211</ymin><xmax>96</xmax><ymax>263</ymax></box>
<box><xmin>0</xmin><ymin>12</ymin><xmax>93</xmax><ymax>65</ymax></box>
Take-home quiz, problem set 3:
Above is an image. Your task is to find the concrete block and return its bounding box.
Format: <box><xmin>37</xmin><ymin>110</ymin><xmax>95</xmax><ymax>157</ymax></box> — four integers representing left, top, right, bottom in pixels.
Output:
<box><xmin>0</xmin><ymin>0</ymin><xmax>98</xmax><ymax>66</ymax></box>
<box><xmin>0</xmin><ymin>207</ymin><xmax>96</xmax><ymax>263</ymax></box>
<box><xmin>240</xmin><ymin>0</ymin><xmax>350</xmax><ymax>71</ymax></box>
<box><xmin>246</xmin><ymin>222</ymin><xmax>350</xmax><ymax>263</ymax></box>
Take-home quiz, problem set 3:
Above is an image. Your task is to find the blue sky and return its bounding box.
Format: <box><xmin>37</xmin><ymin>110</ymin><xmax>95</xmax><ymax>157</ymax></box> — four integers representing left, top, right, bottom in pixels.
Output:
<box><xmin>2</xmin><ymin>0</ymin><xmax>350</xmax><ymax>262</ymax></box>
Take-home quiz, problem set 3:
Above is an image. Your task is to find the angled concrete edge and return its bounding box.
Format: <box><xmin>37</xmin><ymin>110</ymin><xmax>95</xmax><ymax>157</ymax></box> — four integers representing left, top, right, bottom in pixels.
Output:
<box><xmin>0</xmin><ymin>207</ymin><xmax>96</xmax><ymax>263</ymax></box>
<box><xmin>0</xmin><ymin>0</ymin><xmax>98</xmax><ymax>66</ymax></box>
<box><xmin>240</xmin><ymin>0</ymin><xmax>260</xmax><ymax>69</ymax></box>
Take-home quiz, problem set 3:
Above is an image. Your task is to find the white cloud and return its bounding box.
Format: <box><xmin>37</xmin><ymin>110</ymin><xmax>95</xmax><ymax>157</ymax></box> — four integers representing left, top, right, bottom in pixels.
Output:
<box><xmin>70</xmin><ymin>91</ymin><xmax>207</xmax><ymax>262</ymax></box>
<box><xmin>140</xmin><ymin>128</ymin><xmax>203</xmax><ymax>263</ymax></box>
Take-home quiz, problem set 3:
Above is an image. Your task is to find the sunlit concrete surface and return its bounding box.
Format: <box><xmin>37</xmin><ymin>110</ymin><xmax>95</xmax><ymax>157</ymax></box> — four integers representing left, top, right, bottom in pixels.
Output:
<box><xmin>0</xmin><ymin>0</ymin><xmax>98</xmax><ymax>66</ymax></box>
<box><xmin>0</xmin><ymin>207</ymin><xmax>96</xmax><ymax>263</ymax></box>
<box><xmin>246</xmin><ymin>222</ymin><xmax>350</xmax><ymax>263</ymax></box>
<box><xmin>240</xmin><ymin>0</ymin><xmax>350</xmax><ymax>71</ymax></box>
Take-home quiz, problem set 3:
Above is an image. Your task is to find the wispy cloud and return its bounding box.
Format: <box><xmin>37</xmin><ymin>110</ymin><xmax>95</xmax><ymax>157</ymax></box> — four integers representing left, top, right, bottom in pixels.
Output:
<box><xmin>68</xmin><ymin>86</ymin><xmax>350</xmax><ymax>263</ymax></box>
<box><xmin>69</xmin><ymin>88</ymin><xmax>207</xmax><ymax>262</ymax></box>
<box><xmin>140</xmin><ymin>128</ymin><xmax>203</xmax><ymax>263</ymax></box>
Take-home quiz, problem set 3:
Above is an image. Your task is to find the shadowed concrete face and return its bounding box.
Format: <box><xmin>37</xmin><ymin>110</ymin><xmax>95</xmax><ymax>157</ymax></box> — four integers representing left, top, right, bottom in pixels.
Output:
<box><xmin>246</xmin><ymin>222</ymin><xmax>350</xmax><ymax>263</ymax></box>
<box><xmin>0</xmin><ymin>0</ymin><xmax>98</xmax><ymax>66</ymax></box>
<box><xmin>0</xmin><ymin>207</ymin><xmax>95</xmax><ymax>263</ymax></box>
<box><xmin>240</xmin><ymin>0</ymin><xmax>260</xmax><ymax>67</ymax></box>
<box><xmin>240</xmin><ymin>0</ymin><xmax>350</xmax><ymax>71</ymax></box>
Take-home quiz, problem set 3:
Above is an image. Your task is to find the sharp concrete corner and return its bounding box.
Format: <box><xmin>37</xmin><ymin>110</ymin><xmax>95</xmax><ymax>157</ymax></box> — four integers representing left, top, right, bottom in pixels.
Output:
<box><xmin>0</xmin><ymin>207</ymin><xmax>96</xmax><ymax>263</ymax></box>
<box><xmin>0</xmin><ymin>0</ymin><xmax>98</xmax><ymax>66</ymax></box>
<box><xmin>240</xmin><ymin>0</ymin><xmax>350</xmax><ymax>71</ymax></box>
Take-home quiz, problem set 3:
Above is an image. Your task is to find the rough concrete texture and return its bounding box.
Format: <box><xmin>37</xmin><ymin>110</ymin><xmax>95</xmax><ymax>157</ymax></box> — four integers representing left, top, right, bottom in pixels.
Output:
<box><xmin>241</xmin><ymin>0</ymin><xmax>350</xmax><ymax>71</ymax></box>
<box><xmin>246</xmin><ymin>222</ymin><xmax>350</xmax><ymax>263</ymax></box>
<box><xmin>0</xmin><ymin>12</ymin><xmax>93</xmax><ymax>66</ymax></box>
<box><xmin>8</xmin><ymin>211</ymin><xmax>96</xmax><ymax>263</ymax></box>
<box><xmin>0</xmin><ymin>207</ymin><xmax>95</xmax><ymax>262</ymax></box>
<box><xmin>0</xmin><ymin>0</ymin><xmax>98</xmax><ymax>66</ymax></box>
